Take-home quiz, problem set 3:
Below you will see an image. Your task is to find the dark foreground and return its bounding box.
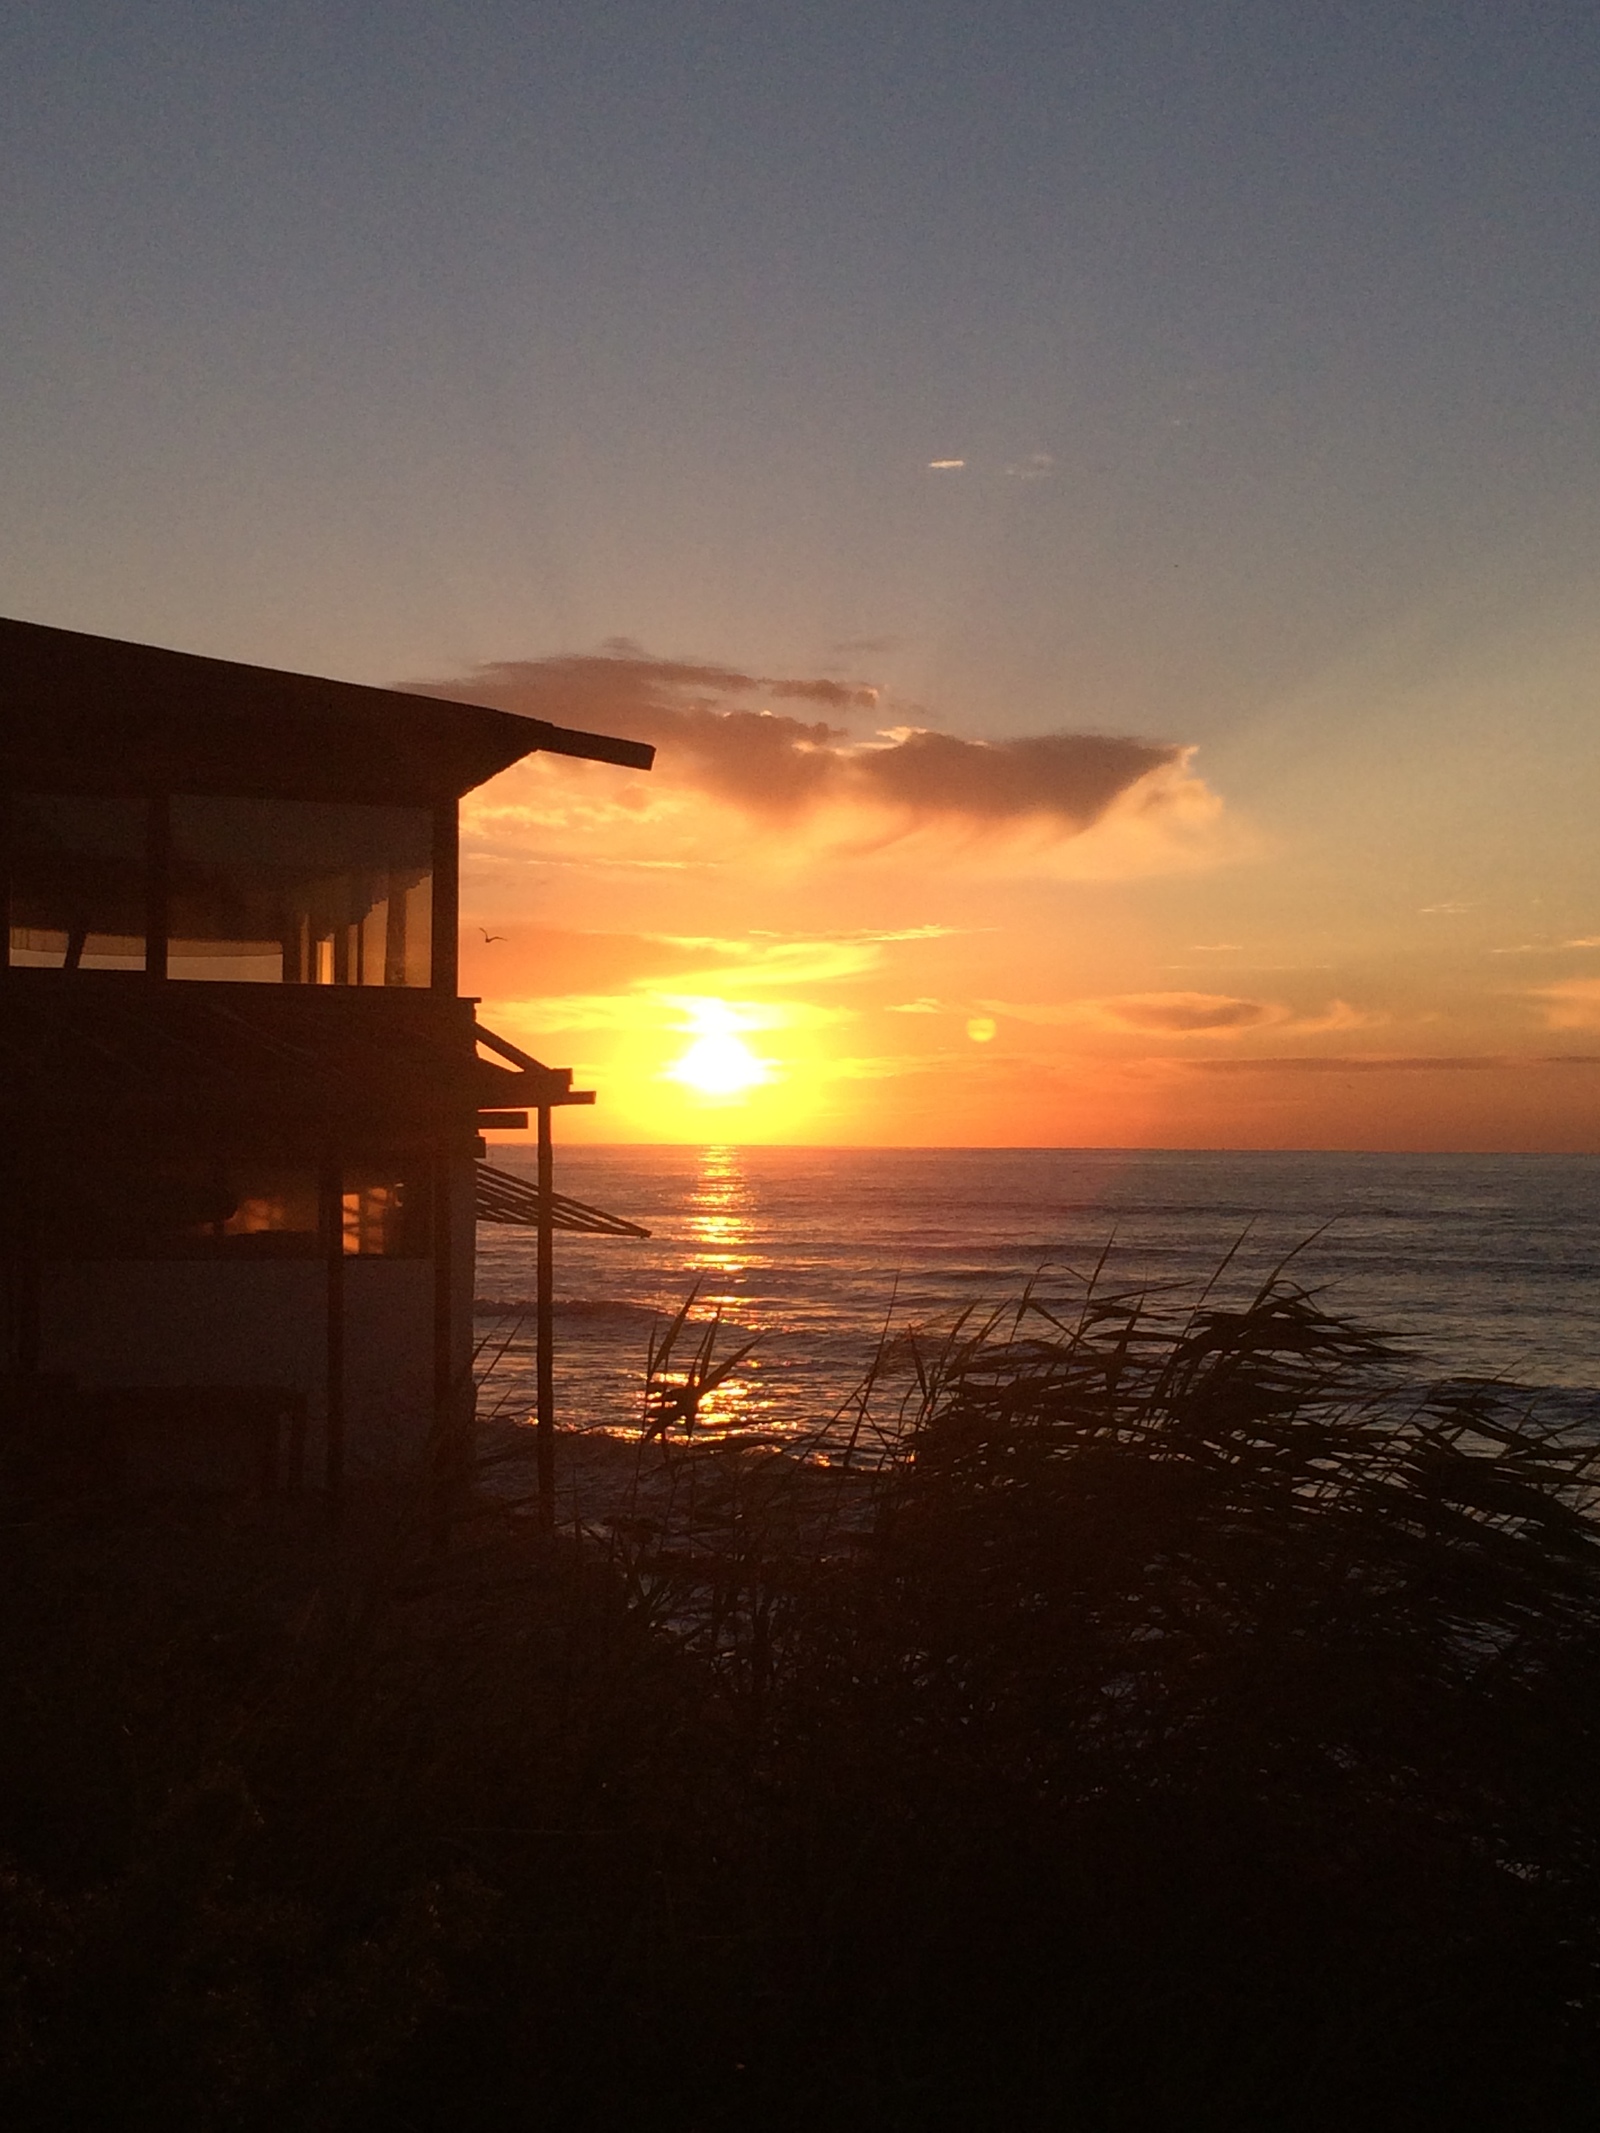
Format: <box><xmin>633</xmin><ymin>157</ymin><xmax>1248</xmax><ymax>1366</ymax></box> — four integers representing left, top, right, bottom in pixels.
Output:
<box><xmin>6</xmin><ymin>1280</ymin><xmax>1600</xmax><ymax>2130</ymax></box>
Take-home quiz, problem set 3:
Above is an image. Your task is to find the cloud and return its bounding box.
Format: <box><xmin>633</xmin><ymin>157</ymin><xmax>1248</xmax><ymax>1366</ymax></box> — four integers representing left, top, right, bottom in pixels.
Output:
<box><xmin>666</xmin><ymin>940</ymin><xmax>883</xmax><ymax>989</ymax></box>
<box><xmin>647</xmin><ymin>926</ymin><xmax>958</xmax><ymax>992</ymax></box>
<box><xmin>412</xmin><ymin>649</ymin><xmax>1203</xmax><ymax>856</ymax></box>
<box><xmin>1092</xmin><ymin>992</ymin><xmax>1273</xmax><ymax>1034</ymax></box>
<box><xmin>1183</xmin><ymin>1054</ymin><xmax>1600</xmax><ymax>1074</ymax></box>
<box><xmin>983</xmin><ymin>994</ymin><xmax>1377</xmax><ymax>1038</ymax></box>
<box><xmin>852</xmin><ymin>727</ymin><xmax>1177</xmax><ymax>832</ymax></box>
<box><xmin>992</xmin><ymin>991</ymin><xmax>1274</xmax><ymax>1035</ymax></box>
<box><xmin>462</xmin><ymin>924</ymin><xmax>950</xmax><ymax>1023</ymax></box>
<box><xmin>1531</xmin><ymin>979</ymin><xmax>1600</xmax><ymax>1030</ymax></box>
<box><xmin>1287</xmin><ymin>1000</ymin><xmax>1379</xmax><ymax>1035</ymax></box>
<box><xmin>411</xmin><ymin>649</ymin><xmax>873</xmax><ymax>813</ymax></box>
<box><xmin>496</xmin><ymin>989</ymin><xmax>848</xmax><ymax>1036</ymax></box>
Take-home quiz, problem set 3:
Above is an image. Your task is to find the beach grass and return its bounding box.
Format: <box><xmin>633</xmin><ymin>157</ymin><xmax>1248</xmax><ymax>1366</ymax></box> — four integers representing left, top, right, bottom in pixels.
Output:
<box><xmin>5</xmin><ymin>1268</ymin><xmax>1600</xmax><ymax>2127</ymax></box>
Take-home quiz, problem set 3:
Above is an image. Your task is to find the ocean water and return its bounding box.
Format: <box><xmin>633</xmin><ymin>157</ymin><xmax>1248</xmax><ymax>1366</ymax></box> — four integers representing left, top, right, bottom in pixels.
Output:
<box><xmin>473</xmin><ymin>1146</ymin><xmax>1600</xmax><ymax>1444</ymax></box>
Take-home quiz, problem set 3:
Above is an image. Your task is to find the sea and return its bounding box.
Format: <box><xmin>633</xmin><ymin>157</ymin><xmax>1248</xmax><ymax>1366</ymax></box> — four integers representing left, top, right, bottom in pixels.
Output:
<box><xmin>473</xmin><ymin>1146</ymin><xmax>1600</xmax><ymax>1447</ymax></box>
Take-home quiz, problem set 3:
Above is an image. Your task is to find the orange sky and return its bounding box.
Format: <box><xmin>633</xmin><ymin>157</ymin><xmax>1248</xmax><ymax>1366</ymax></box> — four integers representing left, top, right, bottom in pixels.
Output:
<box><xmin>11</xmin><ymin>8</ymin><xmax>1600</xmax><ymax>1156</ymax></box>
<box><xmin>439</xmin><ymin>643</ymin><xmax>1600</xmax><ymax>1152</ymax></box>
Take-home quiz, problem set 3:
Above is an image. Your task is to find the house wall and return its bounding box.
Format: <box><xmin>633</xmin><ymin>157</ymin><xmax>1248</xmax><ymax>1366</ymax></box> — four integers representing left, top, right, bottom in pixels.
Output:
<box><xmin>343</xmin><ymin>1257</ymin><xmax>437</xmax><ymax>1469</ymax></box>
<box><xmin>39</xmin><ymin>1261</ymin><xmax>328</xmax><ymax>1407</ymax></box>
<box><xmin>37</xmin><ymin>1254</ymin><xmax>449</xmax><ymax>1476</ymax></box>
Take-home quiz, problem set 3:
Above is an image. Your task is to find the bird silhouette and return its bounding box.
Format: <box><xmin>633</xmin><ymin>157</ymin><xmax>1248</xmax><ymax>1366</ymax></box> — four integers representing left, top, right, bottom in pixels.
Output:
<box><xmin>479</xmin><ymin>927</ymin><xmax>507</xmax><ymax>944</ymax></box>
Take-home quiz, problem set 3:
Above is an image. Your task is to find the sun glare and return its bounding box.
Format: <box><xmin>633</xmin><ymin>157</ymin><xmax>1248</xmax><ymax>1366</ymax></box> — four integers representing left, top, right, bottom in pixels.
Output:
<box><xmin>665</xmin><ymin>1000</ymin><xmax>776</xmax><ymax>1100</ymax></box>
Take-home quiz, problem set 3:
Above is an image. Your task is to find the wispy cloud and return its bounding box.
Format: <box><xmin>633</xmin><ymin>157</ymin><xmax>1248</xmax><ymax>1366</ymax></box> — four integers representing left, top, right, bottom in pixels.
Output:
<box><xmin>665</xmin><ymin>940</ymin><xmax>883</xmax><ymax>989</ymax></box>
<box><xmin>1530</xmin><ymin>978</ymin><xmax>1600</xmax><ymax>1029</ymax></box>
<box><xmin>475</xmin><ymin>919</ymin><xmax>949</xmax><ymax>1049</ymax></box>
<box><xmin>462</xmin><ymin>923</ymin><xmax>952</xmax><ymax>1009</ymax></box>
<box><xmin>981</xmin><ymin>994</ymin><xmax>1378</xmax><ymax>1038</ymax></box>
<box><xmin>1087</xmin><ymin>992</ymin><xmax>1273</xmax><ymax>1034</ymax></box>
<box><xmin>1183</xmin><ymin>1053</ymin><xmax>1600</xmax><ymax>1074</ymax></box>
<box><xmin>498</xmin><ymin>989</ymin><xmax>850</xmax><ymax>1036</ymax></box>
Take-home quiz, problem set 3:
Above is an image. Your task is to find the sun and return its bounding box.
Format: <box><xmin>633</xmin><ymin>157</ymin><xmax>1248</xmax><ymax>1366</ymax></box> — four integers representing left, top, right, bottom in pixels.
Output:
<box><xmin>664</xmin><ymin>1001</ymin><xmax>776</xmax><ymax>1101</ymax></box>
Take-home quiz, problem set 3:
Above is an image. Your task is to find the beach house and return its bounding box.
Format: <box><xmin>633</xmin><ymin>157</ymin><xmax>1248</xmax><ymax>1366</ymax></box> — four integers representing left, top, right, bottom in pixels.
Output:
<box><xmin>0</xmin><ymin>617</ymin><xmax>651</xmax><ymax>1492</ymax></box>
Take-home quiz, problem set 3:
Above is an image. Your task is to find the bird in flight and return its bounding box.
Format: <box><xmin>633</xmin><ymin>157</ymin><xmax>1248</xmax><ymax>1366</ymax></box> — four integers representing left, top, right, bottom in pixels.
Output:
<box><xmin>479</xmin><ymin>926</ymin><xmax>507</xmax><ymax>944</ymax></box>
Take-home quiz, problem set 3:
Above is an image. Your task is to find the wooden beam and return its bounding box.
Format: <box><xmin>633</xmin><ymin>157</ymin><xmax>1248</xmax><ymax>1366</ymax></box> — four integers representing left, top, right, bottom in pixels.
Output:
<box><xmin>431</xmin><ymin>800</ymin><xmax>458</xmax><ymax>995</ymax></box>
<box><xmin>320</xmin><ymin>1156</ymin><xmax>344</xmax><ymax>1509</ymax></box>
<box><xmin>474</xmin><ymin>1161</ymin><xmax>649</xmax><ymax>1237</ymax></box>
<box><xmin>536</xmin><ymin>1104</ymin><xmax>554</xmax><ymax>1527</ymax></box>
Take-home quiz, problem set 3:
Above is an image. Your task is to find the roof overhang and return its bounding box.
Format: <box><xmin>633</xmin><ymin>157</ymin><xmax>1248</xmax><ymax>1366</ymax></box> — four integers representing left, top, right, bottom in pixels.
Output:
<box><xmin>0</xmin><ymin>617</ymin><xmax>653</xmax><ymax>804</ymax></box>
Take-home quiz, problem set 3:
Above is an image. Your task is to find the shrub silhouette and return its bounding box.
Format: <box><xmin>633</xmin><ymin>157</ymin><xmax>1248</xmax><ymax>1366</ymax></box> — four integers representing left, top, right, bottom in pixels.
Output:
<box><xmin>5</xmin><ymin>1270</ymin><xmax>1600</xmax><ymax>2129</ymax></box>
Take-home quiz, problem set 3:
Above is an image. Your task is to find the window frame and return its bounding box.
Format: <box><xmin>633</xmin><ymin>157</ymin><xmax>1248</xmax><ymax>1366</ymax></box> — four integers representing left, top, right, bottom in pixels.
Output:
<box><xmin>0</xmin><ymin>788</ymin><xmax>457</xmax><ymax>993</ymax></box>
<box><xmin>31</xmin><ymin>1154</ymin><xmax>435</xmax><ymax>1263</ymax></box>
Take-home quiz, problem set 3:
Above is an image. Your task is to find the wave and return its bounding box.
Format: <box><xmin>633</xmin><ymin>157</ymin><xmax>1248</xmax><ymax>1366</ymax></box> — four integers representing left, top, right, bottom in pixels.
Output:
<box><xmin>474</xmin><ymin>1296</ymin><xmax>661</xmax><ymax>1323</ymax></box>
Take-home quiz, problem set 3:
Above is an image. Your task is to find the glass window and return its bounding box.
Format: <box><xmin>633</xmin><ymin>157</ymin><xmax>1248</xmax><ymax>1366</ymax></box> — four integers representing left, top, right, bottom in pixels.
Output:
<box><xmin>342</xmin><ymin>1166</ymin><xmax>432</xmax><ymax>1258</ymax></box>
<box><xmin>43</xmin><ymin>1163</ymin><xmax>322</xmax><ymax>1259</ymax></box>
<box><xmin>40</xmin><ymin>1161</ymin><xmax>430</xmax><ymax>1259</ymax></box>
<box><xmin>168</xmin><ymin>797</ymin><xmax>432</xmax><ymax>985</ymax></box>
<box><xmin>8</xmin><ymin>794</ymin><xmax>148</xmax><ymax>971</ymax></box>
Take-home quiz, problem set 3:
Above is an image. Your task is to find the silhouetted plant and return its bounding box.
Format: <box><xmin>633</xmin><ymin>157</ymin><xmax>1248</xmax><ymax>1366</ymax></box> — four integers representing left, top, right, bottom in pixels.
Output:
<box><xmin>6</xmin><ymin>1262</ymin><xmax>1600</xmax><ymax>2130</ymax></box>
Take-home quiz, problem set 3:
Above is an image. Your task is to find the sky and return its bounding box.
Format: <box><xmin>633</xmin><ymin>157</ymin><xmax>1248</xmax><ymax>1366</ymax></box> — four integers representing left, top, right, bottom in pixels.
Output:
<box><xmin>4</xmin><ymin>1</ymin><xmax>1600</xmax><ymax>1147</ymax></box>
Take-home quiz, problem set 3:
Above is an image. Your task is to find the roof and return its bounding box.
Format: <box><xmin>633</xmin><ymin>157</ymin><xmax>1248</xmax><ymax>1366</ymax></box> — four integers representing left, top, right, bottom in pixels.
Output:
<box><xmin>0</xmin><ymin>617</ymin><xmax>654</xmax><ymax>805</ymax></box>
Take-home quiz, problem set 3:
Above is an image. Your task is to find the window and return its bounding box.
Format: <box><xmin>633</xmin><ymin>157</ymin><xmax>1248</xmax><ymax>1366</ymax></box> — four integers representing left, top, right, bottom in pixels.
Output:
<box><xmin>43</xmin><ymin>1163</ymin><xmax>322</xmax><ymax>1259</ymax></box>
<box><xmin>40</xmin><ymin>1160</ymin><xmax>431</xmax><ymax>1259</ymax></box>
<box><xmin>342</xmin><ymin>1167</ymin><xmax>432</xmax><ymax>1257</ymax></box>
<box><xmin>8</xmin><ymin>794</ymin><xmax>148</xmax><ymax>971</ymax></box>
<box><xmin>168</xmin><ymin>797</ymin><xmax>433</xmax><ymax>985</ymax></box>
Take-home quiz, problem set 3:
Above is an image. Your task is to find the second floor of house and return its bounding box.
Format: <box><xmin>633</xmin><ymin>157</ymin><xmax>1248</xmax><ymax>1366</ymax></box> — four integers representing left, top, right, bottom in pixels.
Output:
<box><xmin>0</xmin><ymin>616</ymin><xmax>652</xmax><ymax>997</ymax></box>
<box><xmin>6</xmin><ymin>786</ymin><xmax>448</xmax><ymax>987</ymax></box>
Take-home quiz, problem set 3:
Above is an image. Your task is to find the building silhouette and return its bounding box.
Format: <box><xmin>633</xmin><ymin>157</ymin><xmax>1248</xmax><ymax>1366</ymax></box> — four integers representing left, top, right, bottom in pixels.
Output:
<box><xmin>0</xmin><ymin>617</ymin><xmax>651</xmax><ymax>1492</ymax></box>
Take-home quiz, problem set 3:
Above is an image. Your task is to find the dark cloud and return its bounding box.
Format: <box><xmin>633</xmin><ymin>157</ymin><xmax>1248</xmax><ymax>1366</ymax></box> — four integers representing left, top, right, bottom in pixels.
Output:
<box><xmin>409</xmin><ymin>650</ymin><xmax>1183</xmax><ymax>834</ymax></box>
<box><xmin>1107</xmin><ymin>994</ymin><xmax>1271</xmax><ymax>1033</ymax></box>
<box><xmin>856</xmin><ymin>729</ymin><xmax>1177</xmax><ymax>832</ymax></box>
<box><xmin>416</xmin><ymin>650</ymin><xmax>873</xmax><ymax>729</ymax></box>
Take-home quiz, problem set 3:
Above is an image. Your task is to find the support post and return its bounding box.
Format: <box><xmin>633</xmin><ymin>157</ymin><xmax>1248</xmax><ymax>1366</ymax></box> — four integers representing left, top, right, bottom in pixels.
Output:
<box><xmin>536</xmin><ymin>1102</ymin><xmax>555</xmax><ymax>1526</ymax></box>
<box><xmin>321</xmin><ymin>1158</ymin><xmax>345</xmax><ymax>1511</ymax></box>
<box><xmin>429</xmin><ymin>1149</ymin><xmax>463</xmax><ymax>1550</ymax></box>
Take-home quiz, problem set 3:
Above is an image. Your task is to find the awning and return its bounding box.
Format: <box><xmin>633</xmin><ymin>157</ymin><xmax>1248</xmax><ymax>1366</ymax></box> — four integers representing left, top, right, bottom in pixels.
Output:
<box><xmin>473</xmin><ymin>1160</ymin><xmax>649</xmax><ymax>1238</ymax></box>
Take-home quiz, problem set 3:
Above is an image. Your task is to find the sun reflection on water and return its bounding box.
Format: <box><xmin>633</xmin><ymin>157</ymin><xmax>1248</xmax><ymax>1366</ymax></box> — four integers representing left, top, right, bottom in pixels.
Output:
<box><xmin>687</xmin><ymin>1145</ymin><xmax>753</xmax><ymax>1291</ymax></box>
<box><xmin>675</xmin><ymin>1145</ymin><xmax>770</xmax><ymax>1431</ymax></box>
